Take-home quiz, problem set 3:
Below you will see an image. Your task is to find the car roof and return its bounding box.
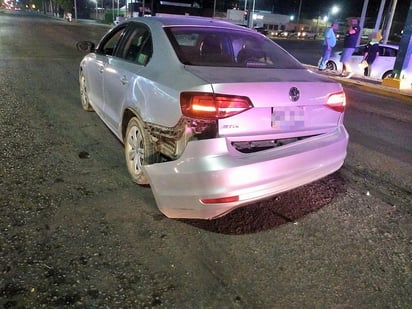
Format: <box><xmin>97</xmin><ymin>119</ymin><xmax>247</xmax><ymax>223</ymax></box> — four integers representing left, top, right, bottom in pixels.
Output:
<box><xmin>126</xmin><ymin>15</ymin><xmax>251</xmax><ymax>31</ymax></box>
<box><xmin>360</xmin><ymin>43</ymin><xmax>398</xmax><ymax>49</ymax></box>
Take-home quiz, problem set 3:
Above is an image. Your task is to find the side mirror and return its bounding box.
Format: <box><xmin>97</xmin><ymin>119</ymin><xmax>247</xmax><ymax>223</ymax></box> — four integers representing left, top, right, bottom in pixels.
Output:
<box><xmin>76</xmin><ymin>41</ymin><xmax>95</xmax><ymax>53</ymax></box>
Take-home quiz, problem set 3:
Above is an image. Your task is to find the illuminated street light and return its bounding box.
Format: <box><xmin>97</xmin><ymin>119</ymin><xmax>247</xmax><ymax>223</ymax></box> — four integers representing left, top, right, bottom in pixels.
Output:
<box><xmin>331</xmin><ymin>5</ymin><xmax>339</xmax><ymax>15</ymax></box>
<box><xmin>327</xmin><ymin>5</ymin><xmax>339</xmax><ymax>22</ymax></box>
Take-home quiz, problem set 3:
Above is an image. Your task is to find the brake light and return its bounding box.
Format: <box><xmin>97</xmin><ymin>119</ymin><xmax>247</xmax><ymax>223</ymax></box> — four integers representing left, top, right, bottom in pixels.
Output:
<box><xmin>326</xmin><ymin>91</ymin><xmax>346</xmax><ymax>113</ymax></box>
<box><xmin>180</xmin><ymin>92</ymin><xmax>253</xmax><ymax>119</ymax></box>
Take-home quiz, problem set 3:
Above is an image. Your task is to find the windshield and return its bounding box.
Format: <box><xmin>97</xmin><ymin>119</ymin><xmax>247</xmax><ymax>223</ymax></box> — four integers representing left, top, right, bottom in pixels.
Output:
<box><xmin>165</xmin><ymin>26</ymin><xmax>303</xmax><ymax>69</ymax></box>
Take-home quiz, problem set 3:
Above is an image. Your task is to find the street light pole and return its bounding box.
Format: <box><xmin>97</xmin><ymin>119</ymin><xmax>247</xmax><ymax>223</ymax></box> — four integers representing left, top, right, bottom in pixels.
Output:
<box><xmin>358</xmin><ymin>0</ymin><xmax>369</xmax><ymax>45</ymax></box>
<box><xmin>248</xmin><ymin>0</ymin><xmax>255</xmax><ymax>28</ymax></box>
<box><xmin>296</xmin><ymin>0</ymin><xmax>302</xmax><ymax>31</ymax></box>
<box><xmin>374</xmin><ymin>0</ymin><xmax>387</xmax><ymax>32</ymax></box>
<box><xmin>383</xmin><ymin>0</ymin><xmax>398</xmax><ymax>43</ymax></box>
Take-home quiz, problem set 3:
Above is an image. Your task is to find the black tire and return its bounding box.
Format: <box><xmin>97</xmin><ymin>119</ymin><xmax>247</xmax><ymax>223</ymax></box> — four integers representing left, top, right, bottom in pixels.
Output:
<box><xmin>326</xmin><ymin>61</ymin><xmax>337</xmax><ymax>71</ymax></box>
<box><xmin>124</xmin><ymin>116</ymin><xmax>158</xmax><ymax>185</ymax></box>
<box><xmin>79</xmin><ymin>70</ymin><xmax>94</xmax><ymax>112</ymax></box>
<box><xmin>382</xmin><ymin>70</ymin><xmax>393</xmax><ymax>80</ymax></box>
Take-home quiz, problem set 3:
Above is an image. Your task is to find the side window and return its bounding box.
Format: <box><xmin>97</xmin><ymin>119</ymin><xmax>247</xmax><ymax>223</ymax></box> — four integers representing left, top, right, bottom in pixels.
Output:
<box><xmin>138</xmin><ymin>36</ymin><xmax>153</xmax><ymax>65</ymax></box>
<box><xmin>120</xmin><ymin>25</ymin><xmax>153</xmax><ymax>65</ymax></box>
<box><xmin>380</xmin><ymin>47</ymin><xmax>397</xmax><ymax>57</ymax></box>
<box><xmin>99</xmin><ymin>26</ymin><xmax>127</xmax><ymax>56</ymax></box>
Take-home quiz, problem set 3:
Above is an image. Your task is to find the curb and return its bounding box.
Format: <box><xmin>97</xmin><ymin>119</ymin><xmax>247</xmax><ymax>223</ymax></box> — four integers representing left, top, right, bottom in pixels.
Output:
<box><xmin>306</xmin><ymin>65</ymin><xmax>412</xmax><ymax>101</ymax></box>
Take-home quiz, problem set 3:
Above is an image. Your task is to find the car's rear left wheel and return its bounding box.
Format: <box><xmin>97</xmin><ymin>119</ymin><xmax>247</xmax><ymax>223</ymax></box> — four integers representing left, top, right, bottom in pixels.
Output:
<box><xmin>326</xmin><ymin>61</ymin><xmax>337</xmax><ymax>71</ymax></box>
<box><xmin>125</xmin><ymin>116</ymin><xmax>158</xmax><ymax>185</ymax></box>
<box><xmin>80</xmin><ymin>71</ymin><xmax>94</xmax><ymax>112</ymax></box>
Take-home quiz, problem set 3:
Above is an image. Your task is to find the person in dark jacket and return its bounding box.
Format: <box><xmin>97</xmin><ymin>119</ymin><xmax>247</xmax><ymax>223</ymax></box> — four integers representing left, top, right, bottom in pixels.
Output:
<box><xmin>363</xmin><ymin>31</ymin><xmax>381</xmax><ymax>77</ymax></box>
<box><xmin>340</xmin><ymin>19</ymin><xmax>361</xmax><ymax>78</ymax></box>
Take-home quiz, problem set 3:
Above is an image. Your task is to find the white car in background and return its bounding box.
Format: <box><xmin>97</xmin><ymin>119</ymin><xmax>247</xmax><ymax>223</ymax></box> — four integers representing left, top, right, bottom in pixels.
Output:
<box><xmin>327</xmin><ymin>43</ymin><xmax>398</xmax><ymax>80</ymax></box>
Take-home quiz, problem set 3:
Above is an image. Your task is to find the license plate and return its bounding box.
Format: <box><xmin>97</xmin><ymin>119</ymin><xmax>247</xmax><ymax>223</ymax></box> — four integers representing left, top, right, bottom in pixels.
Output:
<box><xmin>271</xmin><ymin>107</ymin><xmax>305</xmax><ymax>128</ymax></box>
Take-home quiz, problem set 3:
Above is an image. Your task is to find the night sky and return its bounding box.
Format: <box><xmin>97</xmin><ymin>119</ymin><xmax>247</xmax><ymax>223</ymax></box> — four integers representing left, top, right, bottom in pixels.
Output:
<box><xmin>258</xmin><ymin>0</ymin><xmax>409</xmax><ymax>21</ymax></box>
<box><xmin>75</xmin><ymin>0</ymin><xmax>410</xmax><ymax>26</ymax></box>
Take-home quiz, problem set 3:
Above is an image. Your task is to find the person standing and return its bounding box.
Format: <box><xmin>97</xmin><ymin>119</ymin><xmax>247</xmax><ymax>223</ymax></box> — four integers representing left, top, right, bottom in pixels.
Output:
<box><xmin>340</xmin><ymin>18</ymin><xmax>361</xmax><ymax>78</ymax></box>
<box><xmin>363</xmin><ymin>31</ymin><xmax>381</xmax><ymax>77</ymax></box>
<box><xmin>318</xmin><ymin>22</ymin><xmax>339</xmax><ymax>71</ymax></box>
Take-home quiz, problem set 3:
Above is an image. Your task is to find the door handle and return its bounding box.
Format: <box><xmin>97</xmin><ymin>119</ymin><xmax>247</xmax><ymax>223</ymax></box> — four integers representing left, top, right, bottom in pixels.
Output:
<box><xmin>120</xmin><ymin>76</ymin><xmax>129</xmax><ymax>85</ymax></box>
<box><xmin>98</xmin><ymin>65</ymin><xmax>104</xmax><ymax>73</ymax></box>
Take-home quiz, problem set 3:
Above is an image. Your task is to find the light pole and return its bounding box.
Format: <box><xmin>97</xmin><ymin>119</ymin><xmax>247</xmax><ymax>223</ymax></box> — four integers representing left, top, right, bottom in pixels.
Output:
<box><xmin>383</xmin><ymin>0</ymin><xmax>397</xmax><ymax>43</ymax></box>
<box><xmin>248</xmin><ymin>0</ymin><xmax>255</xmax><ymax>28</ymax></box>
<box><xmin>374</xmin><ymin>0</ymin><xmax>386</xmax><ymax>32</ymax></box>
<box><xmin>296</xmin><ymin>0</ymin><xmax>302</xmax><ymax>32</ymax></box>
<box><xmin>74</xmin><ymin>0</ymin><xmax>77</xmax><ymax>20</ymax></box>
<box><xmin>357</xmin><ymin>0</ymin><xmax>369</xmax><ymax>45</ymax></box>
<box><xmin>91</xmin><ymin>0</ymin><xmax>97</xmax><ymax>20</ymax></box>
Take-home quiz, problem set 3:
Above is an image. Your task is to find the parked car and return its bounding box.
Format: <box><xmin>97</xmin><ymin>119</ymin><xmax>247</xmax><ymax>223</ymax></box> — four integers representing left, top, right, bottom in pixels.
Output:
<box><xmin>278</xmin><ymin>30</ymin><xmax>296</xmax><ymax>38</ymax></box>
<box><xmin>268</xmin><ymin>30</ymin><xmax>281</xmax><ymax>38</ymax></box>
<box><xmin>327</xmin><ymin>43</ymin><xmax>398</xmax><ymax>80</ymax></box>
<box><xmin>297</xmin><ymin>31</ymin><xmax>317</xmax><ymax>39</ymax></box>
<box><xmin>254</xmin><ymin>27</ymin><xmax>269</xmax><ymax>36</ymax></box>
<box><xmin>335</xmin><ymin>32</ymin><xmax>345</xmax><ymax>40</ymax></box>
<box><xmin>77</xmin><ymin>15</ymin><xmax>348</xmax><ymax>219</ymax></box>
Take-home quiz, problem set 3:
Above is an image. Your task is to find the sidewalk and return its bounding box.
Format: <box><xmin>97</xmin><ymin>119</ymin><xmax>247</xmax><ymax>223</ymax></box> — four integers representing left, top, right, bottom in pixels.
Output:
<box><xmin>307</xmin><ymin>65</ymin><xmax>412</xmax><ymax>99</ymax></box>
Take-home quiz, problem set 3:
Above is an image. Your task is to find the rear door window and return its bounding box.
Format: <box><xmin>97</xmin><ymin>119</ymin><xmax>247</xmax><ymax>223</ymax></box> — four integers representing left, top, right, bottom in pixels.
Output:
<box><xmin>118</xmin><ymin>24</ymin><xmax>153</xmax><ymax>65</ymax></box>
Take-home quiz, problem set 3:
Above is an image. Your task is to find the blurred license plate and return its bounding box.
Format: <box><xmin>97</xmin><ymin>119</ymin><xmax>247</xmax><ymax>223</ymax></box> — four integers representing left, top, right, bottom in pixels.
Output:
<box><xmin>271</xmin><ymin>107</ymin><xmax>305</xmax><ymax>128</ymax></box>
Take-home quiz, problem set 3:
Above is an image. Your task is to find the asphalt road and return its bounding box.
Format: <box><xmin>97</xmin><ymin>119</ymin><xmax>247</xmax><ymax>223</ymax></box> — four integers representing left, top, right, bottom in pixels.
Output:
<box><xmin>272</xmin><ymin>37</ymin><xmax>337</xmax><ymax>66</ymax></box>
<box><xmin>0</xmin><ymin>12</ymin><xmax>411</xmax><ymax>308</ymax></box>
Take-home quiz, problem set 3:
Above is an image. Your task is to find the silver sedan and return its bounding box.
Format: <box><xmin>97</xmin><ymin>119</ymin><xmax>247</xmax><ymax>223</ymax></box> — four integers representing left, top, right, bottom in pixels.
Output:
<box><xmin>78</xmin><ymin>15</ymin><xmax>348</xmax><ymax>219</ymax></box>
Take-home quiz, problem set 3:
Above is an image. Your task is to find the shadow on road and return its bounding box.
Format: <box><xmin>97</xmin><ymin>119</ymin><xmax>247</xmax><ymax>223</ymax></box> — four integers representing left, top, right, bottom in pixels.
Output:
<box><xmin>180</xmin><ymin>171</ymin><xmax>347</xmax><ymax>235</ymax></box>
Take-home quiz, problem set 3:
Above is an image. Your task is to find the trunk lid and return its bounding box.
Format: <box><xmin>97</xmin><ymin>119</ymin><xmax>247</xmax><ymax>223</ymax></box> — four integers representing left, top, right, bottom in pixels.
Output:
<box><xmin>184</xmin><ymin>66</ymin><xmax>345</xmax><ymax>137</ymax></box>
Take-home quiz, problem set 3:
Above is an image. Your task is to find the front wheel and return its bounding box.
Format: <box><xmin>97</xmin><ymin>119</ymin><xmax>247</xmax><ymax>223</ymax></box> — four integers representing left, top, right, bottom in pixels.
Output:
<box><xmin>79</xmin><ymin>70</ymin><xmax>94</xmax><ymax>112</ymax></box>
<box><xmin>124</xmin><ymin>117</ymin><xmax>158</xmax><ymax>185</ymax></box>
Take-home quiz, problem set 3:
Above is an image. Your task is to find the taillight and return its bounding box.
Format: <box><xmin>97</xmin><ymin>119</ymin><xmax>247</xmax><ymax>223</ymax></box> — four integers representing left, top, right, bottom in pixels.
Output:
<box><xmin>180</xmin><ymin>92</ymin><xmax>253</xmax><ymax>120</ymax></box>
<box><xmin>326</xmin><ymin>91</ymin><xmax>346</xmax><ymax>113</ymax></box>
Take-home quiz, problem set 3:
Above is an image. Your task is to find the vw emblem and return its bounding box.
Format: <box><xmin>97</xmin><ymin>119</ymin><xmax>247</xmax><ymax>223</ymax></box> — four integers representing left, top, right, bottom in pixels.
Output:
<box><xmin>289</xmin><ymin>87</ymin><xmax>300</xmax><ymax>102</ymax></box>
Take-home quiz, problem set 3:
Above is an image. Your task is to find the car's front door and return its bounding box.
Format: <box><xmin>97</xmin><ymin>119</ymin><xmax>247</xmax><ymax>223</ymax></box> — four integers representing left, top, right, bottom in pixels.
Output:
<box><xmin>89</xmin><ymin>25</ymin><xmax>128</xmax><ymax>118</ymax></box>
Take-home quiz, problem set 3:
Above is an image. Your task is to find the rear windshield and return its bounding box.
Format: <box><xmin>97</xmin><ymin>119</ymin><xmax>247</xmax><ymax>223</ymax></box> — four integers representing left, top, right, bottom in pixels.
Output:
<box><xmin>165</xmin><ymin>26</ymin><xmax>303</xmax><ymax>69</ymax></box>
